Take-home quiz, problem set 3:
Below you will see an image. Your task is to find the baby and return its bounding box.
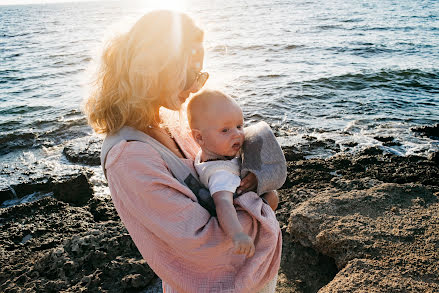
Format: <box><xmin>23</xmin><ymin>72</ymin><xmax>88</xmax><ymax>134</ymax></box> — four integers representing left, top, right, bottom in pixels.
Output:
<box><xmin>187</xmin><ymin>89</ymin><xmax>279</xmax><ymax>258</ymax></box>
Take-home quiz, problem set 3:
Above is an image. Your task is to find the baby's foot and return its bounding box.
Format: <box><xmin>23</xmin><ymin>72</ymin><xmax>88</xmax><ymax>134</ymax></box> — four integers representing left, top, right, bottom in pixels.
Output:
<box><xmin>232</xmin><ymin>232</ymin><xmax>255</xmax><ymax>257</ymax></box>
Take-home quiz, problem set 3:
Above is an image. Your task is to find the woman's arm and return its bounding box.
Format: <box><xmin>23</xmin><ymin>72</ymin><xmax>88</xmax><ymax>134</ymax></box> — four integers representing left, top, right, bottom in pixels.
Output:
<box><xmin>106</xmin><ymin>141</ymin><xmax>223</xmax><ymax>255</ymax></box>
<box><xmin>236</xmin><ymin>172</ymin><xmax>258</xmax><ymax>195</ymax></box>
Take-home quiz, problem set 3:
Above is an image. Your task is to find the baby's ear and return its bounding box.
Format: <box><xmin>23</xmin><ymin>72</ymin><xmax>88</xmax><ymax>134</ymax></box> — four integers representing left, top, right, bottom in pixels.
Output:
<box><xmin>191</xmin><ymin>129</ymin><xmax>204</xmax><ymax>146</ymax></box>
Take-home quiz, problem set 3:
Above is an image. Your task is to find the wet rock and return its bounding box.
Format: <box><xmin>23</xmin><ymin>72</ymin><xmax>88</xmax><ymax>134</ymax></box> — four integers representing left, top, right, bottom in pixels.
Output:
<box><xmin>428</xmin><ymin>151</ymin><xmax>439</xmax><ymax>165</ymax></box>
<box><xmin>0</xmin><ymin>132</ymin><xmax>37</xmax><ymax>156</ymax></box>
<box><xmin>299</xmin><ymin>137</ymin><xmax>341</xmax><ymax>158</ymax></box>
<box><xmin>373</xmin><ymin>136</ymin><xmax>402</xmax><ymax>146</ymax></box>
<box><xmin>0</xmin><ymin>168</ymin><xmax>94</xmax><ymax>206</ymax></box>
<box><xmin>373</xmin><ymin>135</ymin><xmax>394</xmax><ymax>143</ymax></box>
<box><xmin>52</xmin><ymin>171</ymin><xmax>94</xmax><ymax>206</ymax></box>
<box><xmin>282</xmin><ymin>146</ymin><xmax>305</xmax><ymax>162</ymax></box>
<box><xmin>0</xmin><ymin>176</ymin><xmax>50</xmax><ymax>204</ymax></box>
<box><xmin>383</xmin><ymin>140</ymin><xmax>402</xmax><ymax>147</ymax></box>
<box><xmin>357</xmin><ymin>146</ymin><xmax>383</xmax><ymax>156</ymax></box>
<box><xmin>342</xmin><ymin>141</ymin><xmax>358</xmax><ymax>148</ymax></box>
<box><xmin>411</xmin><ymin>123</ymin><xmax>439</xmax><ymax>140</ymax></box>
<box><xmin>63</xmin><ymin>136</ymin><xmax>103</xmax><ymax>166</ymax></box>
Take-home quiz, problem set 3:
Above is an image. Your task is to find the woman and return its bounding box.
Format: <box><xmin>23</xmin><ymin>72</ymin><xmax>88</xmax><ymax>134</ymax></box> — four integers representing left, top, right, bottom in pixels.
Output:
<box><xmin>84</xmin><ymin>10</ymin><xmax>281</xmax><ymax>293</ymax></box>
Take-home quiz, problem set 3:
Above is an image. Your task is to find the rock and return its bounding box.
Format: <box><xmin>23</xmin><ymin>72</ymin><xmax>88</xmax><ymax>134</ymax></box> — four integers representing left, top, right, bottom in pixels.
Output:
<box><xmin>87</xmin><ymin>196</ymin><xmax>119</xmax><ymax>222</ymax></box>
<box><xmin>121</xmin><ymin>273</ymin><xmax>148</xmax><ymax>289</ymax></box>
<box><xmin>282</xmin><ymin>159</ymin><xmax>335</xmax><ymax>190</ymax></box>
<box><xmin>428</xmin><ymin>151</ymin><xmax>439</xmax><ymax>165</ymax></box>
<box><xmin>342</xmin><ymin>141</ymin><xmax>358</xmax><ymax>148</ymax></box>
<box><xmin>279</xmin><ymin>233</ymin><xmax>338</xmax><ymax>293</ymax></box>
<box><xmin>0</xmin><ymin>197</ymin><xmax>156</xmax><ymax>293</ymax></box>
<box><xmin>63</xmin><ymin>136</ymin><xmax>103</xmax><ymax>166</ymax></box>
<box><xmin>0</xmin><ymin>176</ymin><xmax>50</xmax><ymax>204</ymax></box>
<box><xmin>372</xmin><ymin>136</ymin><xmax>402</xmax><ymax>147</ymax></box>
<box><xmin>282</xmin><ymin>146</ymin><xmax>305</xmax><ymax>161</ymax></box>
<box><xmin>373</xmin><ymin>135</ymin><xmax>394</xmax><ymax>143</ymax></box>
<box><xmin>357</xmin><ymin>146</ymin><xmax>383</xmax><ymax>156</ymax></box>
<box><xmin>411</xmin><ymin>123</ymin><xmax>439</xmax><ymax>140</ymax></box>
<box><xmin>3</xmin><ymin>133</ymin><xmax>439</xmax><ymax>292</ymax></box>
<box><xmin>383</xmin><ymin>140</ymin><xmax>402</xmax><ymax>146</ymax></box>
<box><xmin>0</xmin><ymin>168</ymin><xmax>94</xmax><ymax>206</ymax></box>
<box><xmin>52</xmin><ymin>171</ymin><xmax>94</xmax><ymax>206</ymax></box>
<box><xmin>286</xmin><ymin>183</ymin><xmax>439</xmax><ymax>291</ymax></box>
<box><xmin>319</xmin><ymin>258</ymin><xmax>437</xmax><ymax>292</ymax></box>
<box><xmin>276</xmin><ymin>149</ymin><xmax>439</xmax><ymax>291</ymax></box>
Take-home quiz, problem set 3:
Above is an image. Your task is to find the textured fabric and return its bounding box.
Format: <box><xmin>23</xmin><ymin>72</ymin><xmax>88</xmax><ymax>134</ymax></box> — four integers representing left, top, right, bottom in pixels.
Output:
<box><xmin>194</xmin><ymin>152</ymin><xmax>241</xmax><ymax>194</ymax></box>
<box><xmin>208</xmin><ymin>170</ymin><xmax>241</xmax><ymax>194</ymax></box>
<box><xmin>256</xmin><ymin>275</ymin><xmax>278</xmax><ymax>293</ymax></box>
<box><xmin>105</xmin><ymin>127</ymin><xmax>282</xmax><ymax>293</ymax></box>
<box><xmin>241</xmin><ymin>121</ymin><xmax>287</xmax><ymax>195</ymax></box>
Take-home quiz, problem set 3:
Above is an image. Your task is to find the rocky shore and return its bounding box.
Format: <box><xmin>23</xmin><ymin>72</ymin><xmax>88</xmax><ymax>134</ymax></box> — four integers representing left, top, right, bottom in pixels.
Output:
<box><xmin>1</xmin><ymin>133</ymin><xmax>438</xmax><ymax>292</ymax></box>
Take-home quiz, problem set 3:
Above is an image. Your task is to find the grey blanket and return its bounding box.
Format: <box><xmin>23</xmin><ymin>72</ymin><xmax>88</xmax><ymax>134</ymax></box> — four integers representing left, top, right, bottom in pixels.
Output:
<box><xmin>241</xmin><ymin>121</ymin><xmax>287</xmax><ymax>195</ymax></box>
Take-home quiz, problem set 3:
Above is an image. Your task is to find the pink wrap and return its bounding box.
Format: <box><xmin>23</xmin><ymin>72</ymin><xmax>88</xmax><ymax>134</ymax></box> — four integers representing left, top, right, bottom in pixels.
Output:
<box><xmin>105</xmin><ymin>129</ymin><xmax>282</xmax><ymax>292</ymax></box>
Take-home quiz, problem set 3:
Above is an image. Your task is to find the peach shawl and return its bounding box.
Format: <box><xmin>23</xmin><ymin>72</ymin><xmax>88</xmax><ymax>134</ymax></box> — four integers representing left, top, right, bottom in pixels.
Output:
<box><xmin>105</xmin><ymin>126</ymin><xmax>282</xmax><ymax>292</ymax></box>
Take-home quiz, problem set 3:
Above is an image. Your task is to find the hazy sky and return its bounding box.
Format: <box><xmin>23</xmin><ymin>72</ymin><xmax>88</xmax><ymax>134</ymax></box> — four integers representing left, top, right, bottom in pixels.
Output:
<box><xmin>0</xmin><ymin>0</ymin><xmax>104</xmax><ymax>5</ymax></box>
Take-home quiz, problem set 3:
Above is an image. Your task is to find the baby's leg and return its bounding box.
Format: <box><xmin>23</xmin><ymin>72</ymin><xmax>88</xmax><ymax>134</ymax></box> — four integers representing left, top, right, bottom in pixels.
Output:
<box><xmin>262</xmin><ymin>190</ymin><xmax>279</xmax><ymax>211</ymax></box>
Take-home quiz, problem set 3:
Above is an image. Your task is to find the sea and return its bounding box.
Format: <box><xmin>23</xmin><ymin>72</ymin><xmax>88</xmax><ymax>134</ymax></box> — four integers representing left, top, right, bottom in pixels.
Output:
<box><xmin>1</xmin><ymin>0</ymin><xmax>438</xmax><ymax>206</ymax></box>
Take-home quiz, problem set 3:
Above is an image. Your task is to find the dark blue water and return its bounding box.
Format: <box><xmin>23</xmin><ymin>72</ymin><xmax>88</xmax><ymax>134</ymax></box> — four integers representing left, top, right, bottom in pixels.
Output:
<box><xmin>1</xmin><ymin>0</ymin><xmax>438</xmax><ymax>198</ymax></box>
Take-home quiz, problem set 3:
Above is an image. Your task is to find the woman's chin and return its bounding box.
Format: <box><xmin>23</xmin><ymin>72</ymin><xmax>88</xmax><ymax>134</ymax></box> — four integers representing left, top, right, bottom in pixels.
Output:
<box><xmin>178</xmin><ymin>91</ymin><xmax>191</xmax><ymax>103</ymax></box>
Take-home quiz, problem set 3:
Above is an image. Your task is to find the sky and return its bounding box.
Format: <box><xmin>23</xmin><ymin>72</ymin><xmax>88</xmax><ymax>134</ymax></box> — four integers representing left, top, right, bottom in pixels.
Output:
<box><xmin>0</xmin><ymin>0</ymin><xmax>104</xmax><ymax>5</ymax></box>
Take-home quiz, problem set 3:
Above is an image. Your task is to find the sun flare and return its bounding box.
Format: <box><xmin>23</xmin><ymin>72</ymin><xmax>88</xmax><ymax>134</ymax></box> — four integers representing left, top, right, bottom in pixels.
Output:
<box><xmin>137</xmin><ymin>0</ymin><xmax>188</xmax><ymax>13</ymax></box>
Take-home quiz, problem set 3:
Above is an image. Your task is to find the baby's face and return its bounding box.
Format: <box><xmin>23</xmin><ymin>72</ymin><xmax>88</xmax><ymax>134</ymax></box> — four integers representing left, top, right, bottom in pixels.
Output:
<box><xmin>200</xmin><ymin>101</ymin><xmax>245</xmax><ymax>157</ymax></box>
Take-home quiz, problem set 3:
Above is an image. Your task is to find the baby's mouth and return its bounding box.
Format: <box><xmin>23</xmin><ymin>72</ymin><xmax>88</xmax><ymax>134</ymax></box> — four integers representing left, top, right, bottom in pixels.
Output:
<box><xmin>232</xmin><ymin>142</ymin><xmax>241</xmax><ymax>151</ymax></box>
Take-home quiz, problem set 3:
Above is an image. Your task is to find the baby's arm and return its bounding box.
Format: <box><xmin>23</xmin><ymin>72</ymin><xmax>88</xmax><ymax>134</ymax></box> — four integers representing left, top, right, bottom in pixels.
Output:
<box><xmin>212</xmin><ymin>191</ymin><xmax>255</xmax><ymax>258</ymax></box>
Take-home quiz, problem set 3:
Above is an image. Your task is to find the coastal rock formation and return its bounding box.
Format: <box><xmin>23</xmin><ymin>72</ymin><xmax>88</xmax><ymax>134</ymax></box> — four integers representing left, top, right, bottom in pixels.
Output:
<box><xmin>275</xmin><ymin>146</ymin><xmax>439</xmax><ymax>292</ymax></box>
<box><xmin>411</xmin><ymin>123</ymin><xmax>439</xmax><ymax>140</ymax></box>
<box><xmin>63</xmin><ymin>136</ymin><xmax>103</xmax><ymax>166</ymax></box>
<box><xmin>0</xmin><ymin>197</ymin><xmax>156</xmax><ymax>293</ymax></box>
<box><xmin>286</xmin><ymin>183</ymin><xmax>439</xmax><ymax>291</ymax></box>
<box><xmin>0</xmin><ymin>168</ymin><xmax>93</xmax><ymax>206</ymax></box>
<box><xmin>1</xmin><ymin>138</ymin><xmax>439</xmax><ymax>292</ymax></box>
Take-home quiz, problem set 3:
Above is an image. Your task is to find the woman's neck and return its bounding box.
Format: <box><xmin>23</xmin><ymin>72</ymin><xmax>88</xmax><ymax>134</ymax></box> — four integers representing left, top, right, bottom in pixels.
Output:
<box><xmin>150</xmin><ymin>107</ymin><xmax>162</xmax><ymax>127</ymax></box>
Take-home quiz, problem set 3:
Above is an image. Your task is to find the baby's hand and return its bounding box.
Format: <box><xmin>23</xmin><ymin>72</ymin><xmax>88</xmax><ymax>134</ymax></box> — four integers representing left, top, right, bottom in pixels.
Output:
<box><xmin>232</xmin><ymin>232</ymin><xmax>255</xmax><ymax>258</ymax></box>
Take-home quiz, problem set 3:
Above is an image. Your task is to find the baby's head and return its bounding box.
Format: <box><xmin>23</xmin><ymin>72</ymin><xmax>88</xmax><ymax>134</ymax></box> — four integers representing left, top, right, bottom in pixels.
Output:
<box><xmin>188</xmin><ymin>89</ymin><xmax>244</xmax><ymax>159</ymax></box>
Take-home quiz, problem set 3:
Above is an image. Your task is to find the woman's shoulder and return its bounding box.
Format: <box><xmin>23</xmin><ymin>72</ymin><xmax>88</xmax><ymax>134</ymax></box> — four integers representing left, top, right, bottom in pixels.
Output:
<box><xmin>105</xmin><ymin>140</ymin><xmax>166</xmax><ymax>171</ymax></box>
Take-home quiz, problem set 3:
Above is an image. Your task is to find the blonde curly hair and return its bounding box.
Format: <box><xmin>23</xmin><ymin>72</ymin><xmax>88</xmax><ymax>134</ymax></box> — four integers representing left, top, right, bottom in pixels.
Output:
<box><xmin>83</xmin><ymin>10</ymin><xmax>204</xmax><ymax>134</ymax></box>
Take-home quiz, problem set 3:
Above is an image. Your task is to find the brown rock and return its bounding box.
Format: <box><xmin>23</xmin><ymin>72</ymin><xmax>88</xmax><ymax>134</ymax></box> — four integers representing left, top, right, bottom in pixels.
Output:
<box><xmin>286</xmin><ymin>183</ymin><xmax>439</xmax><ymax>291</ymax></box>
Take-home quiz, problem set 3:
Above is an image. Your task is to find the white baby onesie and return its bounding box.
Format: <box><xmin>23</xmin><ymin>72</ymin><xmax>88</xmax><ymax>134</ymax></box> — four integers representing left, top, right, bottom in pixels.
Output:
<box><xmin>194</xmin><ymin>152</ymin><xmax>241</xmax><ymax>195</ymax></box>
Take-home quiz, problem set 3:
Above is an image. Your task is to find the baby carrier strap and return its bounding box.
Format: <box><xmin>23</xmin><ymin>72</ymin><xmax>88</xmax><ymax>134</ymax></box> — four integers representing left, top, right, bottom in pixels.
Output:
<box><xmin>100</xmin><ymin>126</ymin><xmax>216</xmax><ymax>216</ymax></box>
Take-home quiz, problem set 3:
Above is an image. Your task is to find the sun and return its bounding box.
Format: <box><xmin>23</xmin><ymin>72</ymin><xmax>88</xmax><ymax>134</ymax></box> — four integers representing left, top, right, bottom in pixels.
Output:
<box><xmin>136</xmin><ymin>0</ymin><xmax>188</xmax><ymax>13</ymax></box>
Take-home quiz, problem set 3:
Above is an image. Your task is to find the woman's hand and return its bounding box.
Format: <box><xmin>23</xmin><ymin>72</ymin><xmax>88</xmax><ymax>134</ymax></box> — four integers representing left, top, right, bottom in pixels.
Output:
<box><xmin>236</xmin><ymin>172</ymin><xmax>258</xmax><ymax>195</ymax></box>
